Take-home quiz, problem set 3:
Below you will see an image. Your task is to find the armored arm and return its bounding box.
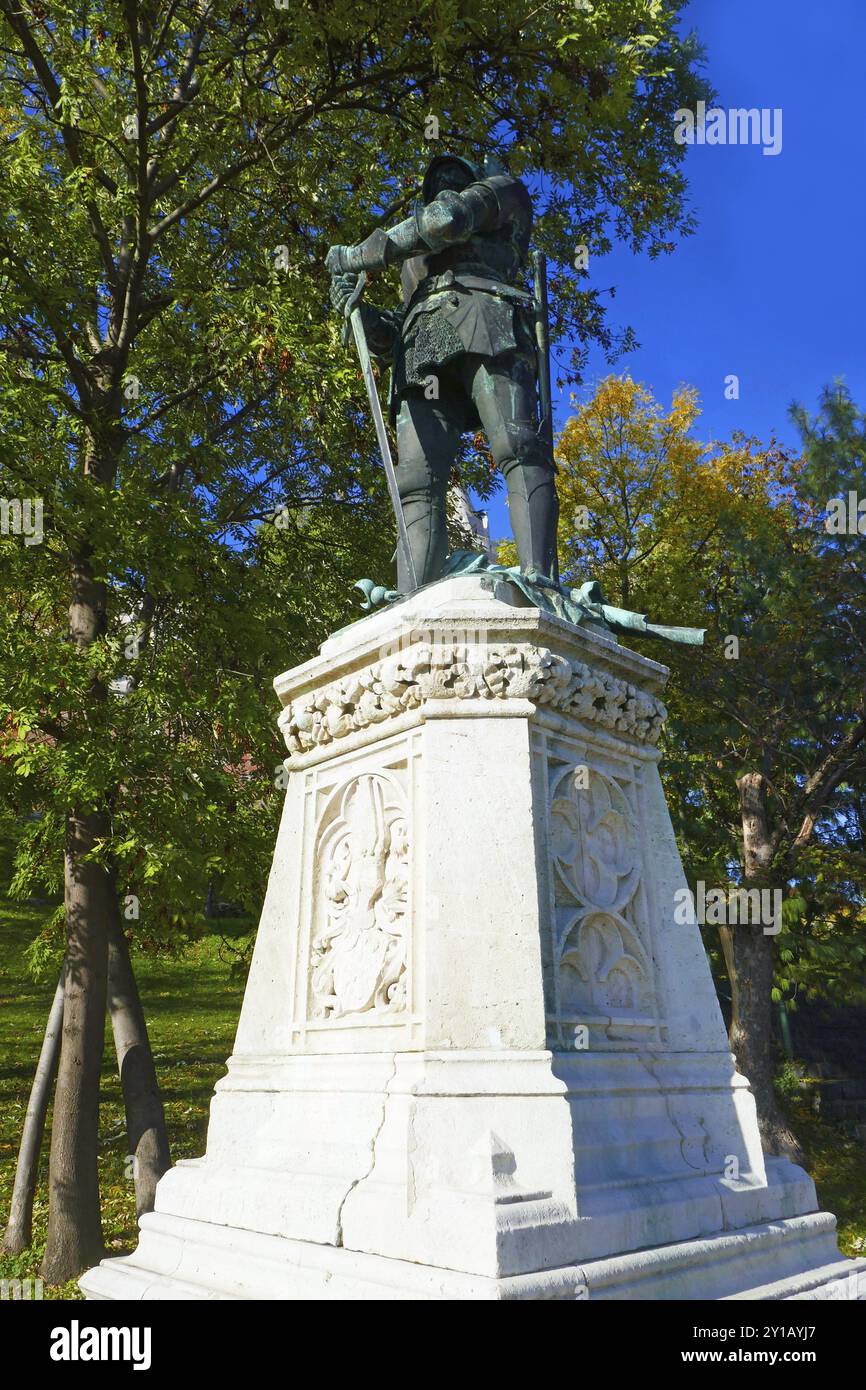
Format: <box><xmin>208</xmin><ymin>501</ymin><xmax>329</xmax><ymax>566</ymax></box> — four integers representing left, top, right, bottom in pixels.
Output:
<box><xmin>359</xmin><ymin>305</ymin><xmax>403</xmax><ymax>362</ymax></box>
<box><xmin>326</xmin><ymin>175</ymin><xmax>529</xmax><ymax>275</ymax></box>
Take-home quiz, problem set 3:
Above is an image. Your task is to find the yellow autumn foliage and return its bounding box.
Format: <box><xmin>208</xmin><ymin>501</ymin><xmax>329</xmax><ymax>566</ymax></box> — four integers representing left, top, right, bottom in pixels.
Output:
<box><xmin>555</xmin><ymin>375</ymin><xmax>801</xmax><ymax>628</ymax></box>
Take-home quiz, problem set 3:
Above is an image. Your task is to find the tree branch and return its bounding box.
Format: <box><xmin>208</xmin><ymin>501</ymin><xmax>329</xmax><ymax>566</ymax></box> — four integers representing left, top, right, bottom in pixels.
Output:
<box><xmin>791</xmin><ymin>710</ymin><xmax>866</xmax><ymax>850</ymax></box>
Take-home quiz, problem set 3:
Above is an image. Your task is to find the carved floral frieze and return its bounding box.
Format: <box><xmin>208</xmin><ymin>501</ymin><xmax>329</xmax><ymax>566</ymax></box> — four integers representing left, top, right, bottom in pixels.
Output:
<box><xmin>279</xmin><ymin>644</ymin><xmax>667</xmax><ymax>756</ymax></box>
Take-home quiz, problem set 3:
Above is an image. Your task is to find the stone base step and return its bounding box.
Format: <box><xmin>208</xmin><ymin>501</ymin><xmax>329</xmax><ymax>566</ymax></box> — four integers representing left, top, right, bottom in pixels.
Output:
<box><xmin>80</xmin><ymin>1210</ymin><xmax>866</xmax><ymax>1302</ymax></box>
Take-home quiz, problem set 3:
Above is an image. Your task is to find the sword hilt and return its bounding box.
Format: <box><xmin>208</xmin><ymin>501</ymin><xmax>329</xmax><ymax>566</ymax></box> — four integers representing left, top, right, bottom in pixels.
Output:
<box><xmin>341</xmin><ymin>269</ymin><xmax>367</xmax><ymax>347</ymax></box>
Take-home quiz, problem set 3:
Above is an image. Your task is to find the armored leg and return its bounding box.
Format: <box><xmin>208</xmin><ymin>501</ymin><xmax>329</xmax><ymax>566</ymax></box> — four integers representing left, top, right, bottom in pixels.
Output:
<box><xmin>394</xmin><ymin>389</ymin><xmax>463</xmax><ymax>591</ymax></box>
<box><xmin>463</xmin><ymin>353</ymin><xmax>558</xmax><ymax>578</ymax></box>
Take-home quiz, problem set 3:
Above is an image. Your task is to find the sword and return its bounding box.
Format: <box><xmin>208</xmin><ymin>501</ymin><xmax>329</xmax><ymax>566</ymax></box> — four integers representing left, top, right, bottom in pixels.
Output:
<box><xmin>532</xmin><ymin>250</ymin><xmax>554</xmax><ymax>458</ymax></box>
<box><xmin>342</xmin><ymin>272</ymin><xmax>418</xmax><ymax>592</ymax></box>
<box><xmin>532</xmin><ymin>249</ymin><xmax>560</xmax><ymax>584</ymax></box>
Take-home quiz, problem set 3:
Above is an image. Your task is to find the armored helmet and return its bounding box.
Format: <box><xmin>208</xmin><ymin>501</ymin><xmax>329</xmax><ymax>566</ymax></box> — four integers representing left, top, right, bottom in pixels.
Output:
<box><xmin>420</xmin><ymin>151</ymin><xmax>507</xmax><ymax>204</ymax></box>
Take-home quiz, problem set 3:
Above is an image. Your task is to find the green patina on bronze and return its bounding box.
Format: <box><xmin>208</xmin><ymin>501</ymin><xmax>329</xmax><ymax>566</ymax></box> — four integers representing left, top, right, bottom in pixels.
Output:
<box><xmin>327</xmin><ymin>152</ymin><xmax>558</xmax><ymax>592</ymax></box>
<box><xmin>351</xmin><ymin>550</ymin><xmax>705</xmax><ymax>647</ymax></box>
<box><xmin>327</xmin><ymin>152</ymin><xmax>705</xmax><ymax>649</ymax></box>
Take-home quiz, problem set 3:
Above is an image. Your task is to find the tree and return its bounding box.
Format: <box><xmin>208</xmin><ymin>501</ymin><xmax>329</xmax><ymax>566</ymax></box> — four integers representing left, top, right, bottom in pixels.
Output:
<box><xmin>554</xmin><ymin>377</ymin><xmax>866</xmax><ymax>1157</ymax></box>
<box><xmin>0</xmin><ymin>2</ymin><xmax>711</xmax><ymax>1279</ymax></box>
<box><xmin>1</xmin><ymin>968</ymin><xmax>64</xmax><ymax>1256</ymax></box>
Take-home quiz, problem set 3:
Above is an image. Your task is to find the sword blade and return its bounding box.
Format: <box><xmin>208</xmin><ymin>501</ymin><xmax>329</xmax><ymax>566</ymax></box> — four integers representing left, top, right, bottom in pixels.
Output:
<box><xmin>348</xmin><ymin>306</ymin><xmax>418</xmax><ymax>593</ymax></box>
<box><xmin>532</xmin><ymin>250</ymin><xmax>554</xmax><ymax>455</ymax></box>
<box><xmin>532</xmin><ymin>249</ymin><xmax>560</xmax><ymax>584</ymax></box>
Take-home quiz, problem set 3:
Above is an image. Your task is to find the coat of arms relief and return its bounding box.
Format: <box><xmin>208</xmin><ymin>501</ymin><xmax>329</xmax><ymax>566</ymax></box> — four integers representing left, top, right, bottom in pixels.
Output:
<box><xmin>310</xmin><ymin>773</ymin><xmax>409</xmax><ymax>1021</ymax></box>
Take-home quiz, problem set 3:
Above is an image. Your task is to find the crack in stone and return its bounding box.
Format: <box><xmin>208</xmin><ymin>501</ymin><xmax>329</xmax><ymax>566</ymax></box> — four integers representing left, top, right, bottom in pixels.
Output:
<box><xmin>335</xmin><ymin>1051</ymin><xmax>398</xmax><ymax>1249</ymax></box>
<box><xmin>632</xmin><ymin>1049</ymin><xmax>736</xmax><ymax>1247</ymax></box>
<box><xmin>636</xmin><ymin>1050</ymin><xmax>714</xmax><ymax>1174</ymax></box>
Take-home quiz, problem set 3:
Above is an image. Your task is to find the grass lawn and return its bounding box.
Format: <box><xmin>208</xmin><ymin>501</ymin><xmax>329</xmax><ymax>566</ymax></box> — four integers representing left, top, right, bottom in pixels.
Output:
<box><xmin>1</xmin><ymin>896</ymin><xmax>864</xmax><ymax>1299</ymax></box>
<box><xmin>0</xmin><ymin>897</ymin><xmax>252</xmax><ymax>1300</ymax></box>
<box><xmin>782</xmin><ymin>1098</ymin><xmax>866</xmax><ymax>1260</ymax></box>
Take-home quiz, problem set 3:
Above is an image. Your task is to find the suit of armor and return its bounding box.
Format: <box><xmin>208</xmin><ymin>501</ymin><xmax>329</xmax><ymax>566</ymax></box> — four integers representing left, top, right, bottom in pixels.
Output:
<box><xmin>328</xmin><ymin>155</ymin><xmax>557</xmax><ymax>592</ymax></box>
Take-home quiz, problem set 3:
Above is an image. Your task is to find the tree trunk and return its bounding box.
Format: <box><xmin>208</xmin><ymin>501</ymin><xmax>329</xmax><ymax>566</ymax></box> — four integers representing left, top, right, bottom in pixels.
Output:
<box><xmin>41</xmin><ymin>809</ymin><xmax>111</xmax><ymax>1282</ymax></box>
<box><xmin>42</xmin><ymin>546</ymin><xmax>113</xmax><ymax>1282</ymax></box>
<box><xmin>721</xmin><ymin>771</ymin><xmax>803</xmax><ymax>1163</ymax></box>
<box><xmin>107</xmin><ymin>899</ymin><xmax>171</xmax><ymax>1217</ymax></box>
<box><xmin>1</xmin><ymin>970</ymin><xmax>65</xmax><ymax>1256</ymax></box>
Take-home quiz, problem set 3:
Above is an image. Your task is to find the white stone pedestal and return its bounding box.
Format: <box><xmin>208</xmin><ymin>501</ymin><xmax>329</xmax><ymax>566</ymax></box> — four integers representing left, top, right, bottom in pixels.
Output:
<box><xmin>81</xmin><ymin>575</ymin><xmax>866</xmax><ymax>1300</ymax></box>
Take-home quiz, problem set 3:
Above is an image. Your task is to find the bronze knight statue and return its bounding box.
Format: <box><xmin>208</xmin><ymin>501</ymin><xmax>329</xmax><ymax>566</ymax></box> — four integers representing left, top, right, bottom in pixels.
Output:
<box><xmin>326</xmin><ymin>152</ymin><xmax>557</xmax><ymax>593</ymax></box>
<box><xmin>326</xmin><ymin>154</ymin><xmax>704</xmax><ymax>648</ymax></box>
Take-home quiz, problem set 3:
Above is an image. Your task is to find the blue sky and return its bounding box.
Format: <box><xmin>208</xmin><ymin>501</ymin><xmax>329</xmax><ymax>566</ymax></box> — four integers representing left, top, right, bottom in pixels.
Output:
<box><xmin>485</xmin><ymin>0</ymin><xmax>866</xmax><ymax>537</ymax></box>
